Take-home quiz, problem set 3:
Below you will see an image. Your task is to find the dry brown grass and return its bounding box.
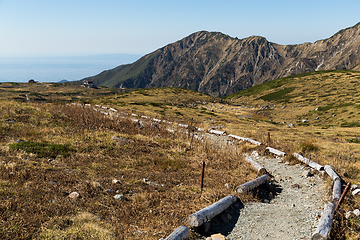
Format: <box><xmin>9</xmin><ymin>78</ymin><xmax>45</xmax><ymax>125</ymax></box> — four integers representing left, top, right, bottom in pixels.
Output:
<box><xmin>1</xmin><ymin>77</ymin><xmax>360</xmax><ymax>238</ymax></box>
<box><xmin>0</xmin><ymin>100</ymin><xmax>257</xmax><ymax>239</ymax></box>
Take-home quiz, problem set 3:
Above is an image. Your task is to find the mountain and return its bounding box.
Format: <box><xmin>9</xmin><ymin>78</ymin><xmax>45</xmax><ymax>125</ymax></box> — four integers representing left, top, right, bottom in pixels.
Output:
<box><xmin>82</xmin><ymin>23</ymin><xmax>360</xmax><ymax>97</ymax></box>
<box><xmin>58</xmin><ymin>79</ymin><xmax>69</xmax><ymax>83</ymax></box>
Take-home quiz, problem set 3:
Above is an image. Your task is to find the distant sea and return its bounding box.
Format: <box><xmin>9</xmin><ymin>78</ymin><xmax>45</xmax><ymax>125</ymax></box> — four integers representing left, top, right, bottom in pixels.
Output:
<box><xmin>0</xmin><ymin>53</ymin><xmax>142</xmax><ymax>83</ymax></box>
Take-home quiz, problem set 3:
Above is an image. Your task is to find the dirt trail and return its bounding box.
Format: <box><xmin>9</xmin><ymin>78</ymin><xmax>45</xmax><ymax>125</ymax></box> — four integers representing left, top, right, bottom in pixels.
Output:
<box><xmin>202</xmin><ymin>135</ymin><xmax>327</xmax><ymax>240</ymax></box>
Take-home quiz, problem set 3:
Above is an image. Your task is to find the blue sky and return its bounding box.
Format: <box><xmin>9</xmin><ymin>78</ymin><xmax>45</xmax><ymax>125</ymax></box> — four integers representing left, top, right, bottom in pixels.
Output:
<box><xmin>0</xmin><ymin>0</ymin><xmax>360</xmax><ymax>58</ymax></box>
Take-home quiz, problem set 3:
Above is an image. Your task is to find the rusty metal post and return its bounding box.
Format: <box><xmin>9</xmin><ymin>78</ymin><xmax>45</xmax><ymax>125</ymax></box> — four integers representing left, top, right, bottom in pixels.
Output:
<box><xmin>335</xmin><ymin>182</ymin><xmax>351</xmax><ymax>212</ymax></box>
<box><xmin>200</xmin><ymin>161</ymin><xmax>205</xmax><ymax>191</ymax></box>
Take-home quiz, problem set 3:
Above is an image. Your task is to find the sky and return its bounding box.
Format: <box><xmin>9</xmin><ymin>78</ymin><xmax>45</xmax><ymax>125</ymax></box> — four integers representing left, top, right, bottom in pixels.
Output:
<box><xmin>1</xmin><ymin>0</ymin><xmax>360</xmax><ymax>58</ymax></box>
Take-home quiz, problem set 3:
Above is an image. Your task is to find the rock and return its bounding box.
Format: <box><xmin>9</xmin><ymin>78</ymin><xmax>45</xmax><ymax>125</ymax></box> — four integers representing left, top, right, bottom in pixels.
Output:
<box><xmin>345</xmin><ymin>211</ymin><xmax>352</xmax><ymax>219</ymax></box>
<box><xmin>353</xmin><ymin>209</ymin><xmax>360</xmax><ymax>217</ymax></box>
<box><xmin>210</xmin><ymin>233</ymin><xmax>226</xmax><ymax>240</ymax></box>
<box><xmin>252</xmin><ymin>151</ymin><xmax>259</xmax><ymax>157</ymax></box>
<box><xmin>112</xmin><ymin>179</ymin><xmax>119</xmax><ymax>184</ymax></box>
<box><xmin>114</xmin><ymin>194</ymin><xmax>124</xmax><ymax>201</ymax></box>
<box><xmin>49</xmin><ymin>199</ymin><xmax>56</xmax><ymax>203</ymax></box>
<box><xmin>48</xmin><ymin>180</ymin><xmax>58</xmax><ymax>185</ymax></box>
<box><xmin>302</xmin><ymin>119</ymin><xmax>308</xmax><ymax>123</ymax></box>
<box><xmin>111</xmin><ymin>136</ymin><xmax>134</xmax><ymax>145</ymax></box>
<box><xmin>342</xmin><ymin>172</ymin><xmax>349</xmax><ymax>178</ymax></box>
<box><xmin>224</xmin><ymin>183</ymin><xmax>230</xmax><ymax>188</ymax></box>
<box><xmin>284</xmin><ymin>161</ymin><xmax>290</xmax><ymax>165</ymax></box>
<box><xmin>69</xmin><ymin>191</ymin><xmax>80</xmax><ymax>199</ymax></box>
<box><xmin>315</xmin><ymin>117</ymin><xmax>320</xmax><ymax>120</ymax></box>
<box><xmin>352</xmin><ymin>189</ymin><xmax>360</xmax><ymax>196</ymax></box>
<box><xmin>303</xmin><ymin>170</ymin><xmax>312</xmax><ymax>177</ymax></box>
<box><xmin>274</xmin><ymin>175</ymin><xmax>283</xmax><ymax>182</ymax></box>
<box><xmin>350</xmin><ymin>184</ymin><xmax>358</xmax><ymax>191</ymax></box>
<box><xmin>288</xmin><ymin>123</ymin><xmax>294</xmax><ymax>128</ymax></box>
<box><xmin>16</xmin><ymin>139</ymin><xmax>26</xmax><ymax>143</ymax></box>
<box><xmin>105</xmin><ymin>189</ymin><xmax>114</xmax><ymax>194</ymax></box>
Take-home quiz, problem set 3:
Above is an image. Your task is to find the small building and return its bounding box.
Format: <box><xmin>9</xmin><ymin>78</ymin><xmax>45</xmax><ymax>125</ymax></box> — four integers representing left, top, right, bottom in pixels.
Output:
<box><xmin>82</xmin><ymin>79</ymin><xmax>94</xmax><ymax>88</ymax></box>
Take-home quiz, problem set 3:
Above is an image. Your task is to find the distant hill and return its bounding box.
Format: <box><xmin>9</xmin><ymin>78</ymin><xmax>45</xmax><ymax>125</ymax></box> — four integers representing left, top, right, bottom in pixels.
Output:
<box><xmin>82</xmin><ymin>22</ymin><xmax>360</xmax><ymax>97</ymax></box>
<box><xmin>58</xmin><ymin>80</ymin><xmax>69</xmax><ymax>83</ymax></box>
<box><xmin>225</xmin><ymin>70</ymin><xmax>360</xmax><ymax>128</ymax></box>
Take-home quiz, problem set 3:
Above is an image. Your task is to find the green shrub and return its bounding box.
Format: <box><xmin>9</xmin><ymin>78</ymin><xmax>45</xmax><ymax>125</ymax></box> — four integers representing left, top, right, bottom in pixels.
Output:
<box><xmin>10</xmin><ymin>141</ymin><xmax>72</xmax><ymax>158</ymax></box>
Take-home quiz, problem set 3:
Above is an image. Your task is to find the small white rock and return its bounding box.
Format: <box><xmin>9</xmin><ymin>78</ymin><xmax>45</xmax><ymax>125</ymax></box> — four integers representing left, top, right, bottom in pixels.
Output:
<box><xmin>345</xmin><ymin>211</ymin><xmax>352</xmax><ymax>219</ymax></box>
<box><xmin>353</xmin><ymin>209</ymin><xmax>360</xmax><ymax>217</ymax></box>
<box><xmin>112</xmin><ymin>179</ymin><xmax>119</xmax><ymax>184</ymax></box>
<box><xmin>350</xmin><ymin>184</ymin><xmax>358</xmax><ymax>191</ymax></box>
<box><xmin>352</xmin><ymin>189</ymin><xmax>360</xmax><ymax>196</ymax></box>
<box><xmin>69</xmin><ymin>191</ymin><xmax>80</xmax><ymax>199</ymax></box>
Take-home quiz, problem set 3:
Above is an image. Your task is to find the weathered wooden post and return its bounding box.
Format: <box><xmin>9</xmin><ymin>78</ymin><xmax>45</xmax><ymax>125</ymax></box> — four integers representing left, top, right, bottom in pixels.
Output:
<box><xmin>332</xmin><ymin>179</ymin><xmax>342</xmax><ymax>202</ymax></box>
<box><xmin>324</xmin><ymin>165</ymin><xmax>340</xmax><ymax>181</ymax></box>
<box><xmin>236</xmin><ymin>174</ymin><xmax>270</xmax><ymax>193</ymax></box>
<box><xmin>164</xmin><ymin>225</ymin><xmax>190</xmax><ymax>240</ymax></box>
<box><xmin>245</xmin><ymin>156</ymin><xmax>267</xmax><ymax>174</ymax></box>
<box><xmin>200</xmin><ymin>161</ymin><xmax>205</xmax><ymax>191</ymax></box>
<box><xmin>266</xmin><ymin>147</ymin><xmax>286</xmax><ymax>157</ymax></box>
<box><xmin>186</xmin><ymin>195</ymin><xmax>238</xmax><ymax>227</ymax></box>
<box><xmin>293</xmin><ymin>153</ymin><xmax>324</xmax><ymax>171</ymax></box>
<box><xmin>267</xmin><ymin>132</ymin><xmax>271</xmax><ymax>144</ymax></box>
<box><xmin>312</xmin><ymin>202</ymin><xmax>335</xmax><ymax>240</ymax></box>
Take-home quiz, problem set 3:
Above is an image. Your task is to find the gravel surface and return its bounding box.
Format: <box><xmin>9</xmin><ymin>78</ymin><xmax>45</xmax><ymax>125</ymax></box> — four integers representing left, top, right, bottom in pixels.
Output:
<box><xmin>200</xmin><ymin>134</ymin><xmax>327</xmax><ymax>239</ymax></box>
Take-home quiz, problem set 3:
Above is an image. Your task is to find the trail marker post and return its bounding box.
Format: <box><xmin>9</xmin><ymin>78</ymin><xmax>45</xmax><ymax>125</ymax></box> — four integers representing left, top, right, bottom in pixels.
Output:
<box><xmin>200</xmin><ymin>161</ymin><xmax>205</xmax><ymax>191</ymax></box>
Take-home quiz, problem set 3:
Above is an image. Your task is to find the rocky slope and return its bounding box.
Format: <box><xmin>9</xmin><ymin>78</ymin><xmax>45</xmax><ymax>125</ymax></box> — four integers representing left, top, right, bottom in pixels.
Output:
<box><xmin>83</xmin><ymin>22</ymin><xmax>360</xmax><ymax>97</ymax></box>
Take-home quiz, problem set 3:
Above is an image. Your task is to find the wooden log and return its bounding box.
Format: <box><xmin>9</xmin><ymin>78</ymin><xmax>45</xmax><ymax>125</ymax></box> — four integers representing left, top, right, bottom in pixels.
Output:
<box><xmin>293</xmin><ymin>153</ymin><xmax>324</xmax><ymax>171</ymax></box>
<box><xmin>186</xmin><ymin>195</ymin><xmax>237</xmax><ymax>227</ymax></box>
<box><xmin>245</xmin><ymin>156</ymin><xmax>267</xmax><ymax>174</ymax></box>
<box><xmin>228</xmin><ymin>134</ymin><xmax>262</xmax><ymax>145</ymax></box>
<box><xmin>246</xmin><ymin>138</ymin><xmax>262</xmax><ymax>145</ymax></box>
<box><xmin>228</xmin><ymin>134</ymin><xmax>247</xmax><ymax>141</ymax></box>
<box><xmin>209</xmin><ymin>129</ymin><xmax>226</xmax><ymax>135</ymax></box>
<box><xmin>332</xmin><ymin>179</ymin><xmax>342</xmax><ymax>202</ymax></box>
<box><xmin>164</xmin><ymin>225</ymin><xmax>190</xmax><ymax>240</ymax></box>
<box><xmin>236</xmin><ymin>174</ymin><xmax>270</xmax><ymax>194</ymax></box>
<box><xmin>266</xmin><ymin>147</ymin><xmax>286</xmax><ymax>157</ymax></box>
<box><xmin>312</xmin><ymin>202</ymin><xmax>335</xmax><ymax>240</ymax></box>
<box><xmin>324</xmin><ymin>165</ymin><xmax>340</xmax><ymax>181</ymax></box>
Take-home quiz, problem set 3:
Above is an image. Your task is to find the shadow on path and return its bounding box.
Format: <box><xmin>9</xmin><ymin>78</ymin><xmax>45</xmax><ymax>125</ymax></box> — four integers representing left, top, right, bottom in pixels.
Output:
<box><xmin>201</xmin><ymin>181</ymin><xmax>283</xmax><ymax>237</ymax></box>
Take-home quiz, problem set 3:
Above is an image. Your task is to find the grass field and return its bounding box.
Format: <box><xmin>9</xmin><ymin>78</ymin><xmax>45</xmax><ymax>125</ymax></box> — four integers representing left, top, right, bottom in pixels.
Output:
<box><xmin>0</xmin><ymin>72</ymin><xmax>360</xmax><ymax>239</ymax></box>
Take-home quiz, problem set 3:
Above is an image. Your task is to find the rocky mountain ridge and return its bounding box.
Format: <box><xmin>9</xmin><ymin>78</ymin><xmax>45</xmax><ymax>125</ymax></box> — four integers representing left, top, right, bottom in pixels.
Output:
<box><xmin>83</xmin><ymin>22</ymin><xmax>360</xmax><ymax>97</ymax></box>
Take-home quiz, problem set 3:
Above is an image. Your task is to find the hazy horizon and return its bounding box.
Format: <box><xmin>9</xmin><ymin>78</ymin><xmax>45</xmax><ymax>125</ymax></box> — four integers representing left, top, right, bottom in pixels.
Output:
<box><xmin>0</xmin><ymin>53</ymin><xmax>141</xmax><ymax>83</ymax></box>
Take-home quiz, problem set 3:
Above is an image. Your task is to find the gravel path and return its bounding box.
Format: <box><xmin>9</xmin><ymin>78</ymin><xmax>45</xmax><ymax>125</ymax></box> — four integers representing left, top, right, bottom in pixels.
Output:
<box><xmin>201</xmin><ymin>135</ymin><xmax>327</xmax><ymax>240</ymax></box>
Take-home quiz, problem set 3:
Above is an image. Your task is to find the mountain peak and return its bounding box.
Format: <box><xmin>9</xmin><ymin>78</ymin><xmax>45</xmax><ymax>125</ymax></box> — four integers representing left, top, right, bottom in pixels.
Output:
<box><xmin>83</xmin><ymin>23</ymin><xmax>360</xmax><ymax>97</ymax></box>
